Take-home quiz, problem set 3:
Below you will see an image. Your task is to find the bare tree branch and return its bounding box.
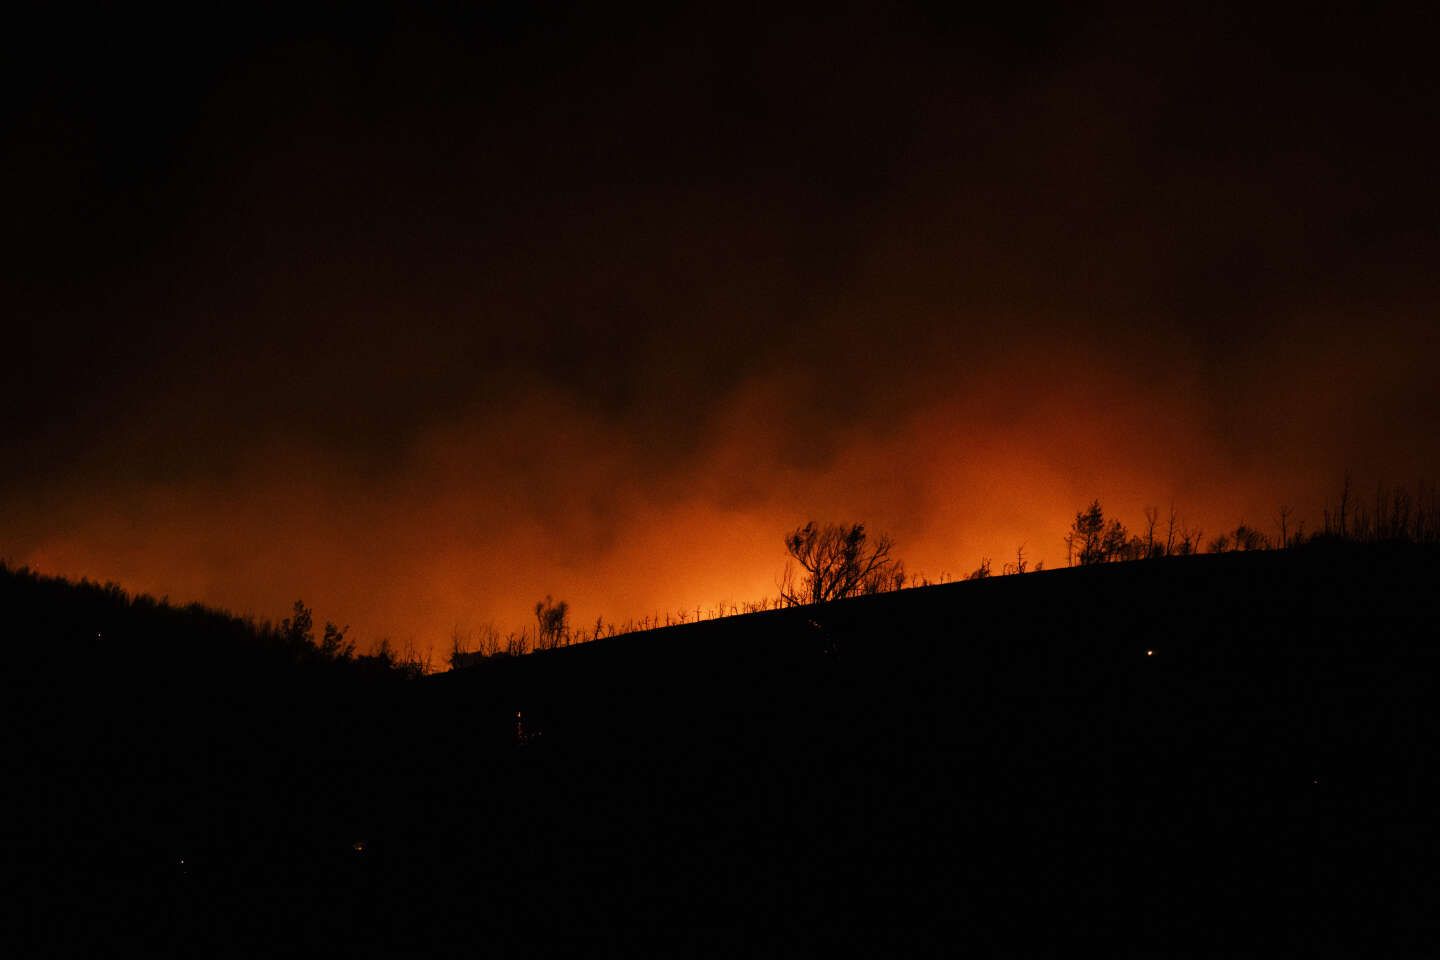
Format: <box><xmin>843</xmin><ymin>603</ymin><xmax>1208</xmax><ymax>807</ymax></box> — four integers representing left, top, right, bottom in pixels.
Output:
<box><xmin>780</xmin><ymin>522</ymin><xmax>902</xmax><ymax>606</ymax></box>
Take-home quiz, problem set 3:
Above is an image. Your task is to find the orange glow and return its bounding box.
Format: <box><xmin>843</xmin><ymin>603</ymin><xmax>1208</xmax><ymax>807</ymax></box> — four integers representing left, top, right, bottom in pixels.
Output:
<box><xmin>9</xmin><ymin>346</ymin><xmax>1427</xmax><ymax>665</ymax></box>
<box><xmin>5</xmin><ymin>3</ymin><xmax>1439</xmax><ymax>672</ymax></box>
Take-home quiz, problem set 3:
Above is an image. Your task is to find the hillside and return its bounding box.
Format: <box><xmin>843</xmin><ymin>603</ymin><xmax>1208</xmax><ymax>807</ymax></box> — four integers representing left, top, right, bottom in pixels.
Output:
<box><xmin>11</xmin><ymin>543</ymin><xmax>1440</xmax><ymax>954</ymax></box>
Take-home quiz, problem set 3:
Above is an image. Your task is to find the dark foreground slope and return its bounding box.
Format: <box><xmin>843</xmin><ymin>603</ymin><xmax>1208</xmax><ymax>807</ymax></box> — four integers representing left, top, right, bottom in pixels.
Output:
<box><xmin>11</xmin><ymin>544</ymin><xmax>1440</xmax><ymax>955</ymax></box>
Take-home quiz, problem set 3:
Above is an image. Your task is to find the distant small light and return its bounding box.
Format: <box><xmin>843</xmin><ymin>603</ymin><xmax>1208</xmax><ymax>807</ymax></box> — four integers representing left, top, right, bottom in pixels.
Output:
<box><xmin>352</xmin><ymin>841</ymin><xmax>366</xmax><ymax>853</ymax></box>
<box><xmin>1312</xmin><ymin>778</ymin><xmax>1320</xmax><ymax>785</ymax></box>
<box><xmin>1146</xmin><ymin>650</ymin><xmax>1154</xmax><ymax>656</ymax></box>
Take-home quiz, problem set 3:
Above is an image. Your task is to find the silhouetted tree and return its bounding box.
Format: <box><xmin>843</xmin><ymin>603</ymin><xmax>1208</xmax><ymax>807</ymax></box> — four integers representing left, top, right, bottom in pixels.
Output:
<box><xmin>1233</xmin><ymin>524</ymin><xmax>1268</xmax><ymax>551</ymax></box>
<box><xmin>535</xmin><ymin>595</ymin><xmax>569</xmax><ymax>650</ymax></box>
<box><xmin>1174</xmin><ymin>523</ymin><xmax>1202</xmax><ymax>556</ymax></box>
<box><xmin>277</xmin><ymin>600</ymin><xmax>353</xmax><ymax>661</ymax></box>
<box><xmin>1209</xmin><ymin>523</ymin><xmax>1269</xmax><ymax>553</ymax></box>
<box><xmin>1067</xmin><ymin>501</ymin><xmax>1130</xmax><ymax>565</ymax></box>
<box><xmin>779</xmin><ymin>521</ymin><xmax>900</xmax><ymax>606</ymax></box>
<box><xmin>1324</xmin><ymin>472</ymin><xmax>1354</xmax><ymax>539</ymax></box>
<box><xmin>318</xmin><ymin>621</ymin><xmax>354</xmax><ymax>661</ymax></box>
<box><xmin>279</xmin><ymin>600</ymin><xmax>314</xmax><ymax>650</ymax></box>
<box><xmin>1001</xmin><ymin>544</ymin><xmax>1028</xmax><ymax>575</ymax></box>
<box><xmin>860</xmin><ymin>559</ymin><xmax>907</xmax><ymax>594</ymax></box>
<box><xmin>363</xmin><ymin>637</ymin><xmax>397</xmax><ymax>671</ymax></box>
<box><xmin>504</xmin><ymin>629</ymin><xmax>531</xmax><ymax>657</ymax></box>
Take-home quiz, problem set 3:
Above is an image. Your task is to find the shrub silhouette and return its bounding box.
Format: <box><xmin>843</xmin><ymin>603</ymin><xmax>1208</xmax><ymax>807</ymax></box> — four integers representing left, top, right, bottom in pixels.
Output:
<box><xmin>1067</xmin><ymin>501</ymin><xmax>1132</xmax><ymax>565</ymax></box>
<box><xmin>779</xmin><ymin>521</ymin><xmax>901</xmax><ymax>606</ymax></box>
<box><xmin>319</xmin><ymin>622</ymin><xmax>354</xmax><ymax>660</ymax></box>
<box><xmin>279</xmin><ymin>600</ymin><xmax>355</xmax><ymax>662</ymax></box>
<box><xmin>1209</xmin><ymin>523</ymin><xmax>1269</xmax><ymax>553</ymax></box>
<box><xmin>535</xmin><ymin>595</ymin><xmax>570</xmax><ymax>650</ymax></box>
<box><xmin>279</xmin><ymin>600</ymin><xmax>314</xmax><ymax>650</ymax></box>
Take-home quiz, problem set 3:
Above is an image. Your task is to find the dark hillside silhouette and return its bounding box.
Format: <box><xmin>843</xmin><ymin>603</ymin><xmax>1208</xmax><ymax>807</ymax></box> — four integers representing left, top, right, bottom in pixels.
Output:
<box><xmin>11</xmin><ymin>540</ymin><xmax>1440</xmax><ymax>954</ymax></box>
<box><xmin>3</xmin><ymin>566</ymin><xmax>417</xmax><ymax>915</ymax></box>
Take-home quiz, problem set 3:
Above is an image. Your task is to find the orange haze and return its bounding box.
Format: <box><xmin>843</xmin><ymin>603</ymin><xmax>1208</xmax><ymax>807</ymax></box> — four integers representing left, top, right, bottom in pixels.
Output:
<box><xmin>5</xmin><ymin>6</ymin><xmax>1439</xmax><ymax>662</ymax></box>
<box><xmin>11</xmin><ymin>328</ymin><xmax>1434</xmax><ymax>662</ymax></box>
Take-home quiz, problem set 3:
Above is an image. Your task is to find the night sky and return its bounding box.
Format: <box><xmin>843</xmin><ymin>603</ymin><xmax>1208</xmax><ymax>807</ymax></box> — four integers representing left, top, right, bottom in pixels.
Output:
<box><xmin>6</xmin><ymin>4</ymin><xmax>1438</xmax><ymax>654</ymax></box>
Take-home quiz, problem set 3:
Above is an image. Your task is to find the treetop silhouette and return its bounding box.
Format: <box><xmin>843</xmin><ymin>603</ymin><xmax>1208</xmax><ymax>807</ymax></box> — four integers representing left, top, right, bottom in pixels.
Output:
<box><xmin>779</xmin><ymin>521</ymin><xmax>904</xmax><ymax>606</ymax></box>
